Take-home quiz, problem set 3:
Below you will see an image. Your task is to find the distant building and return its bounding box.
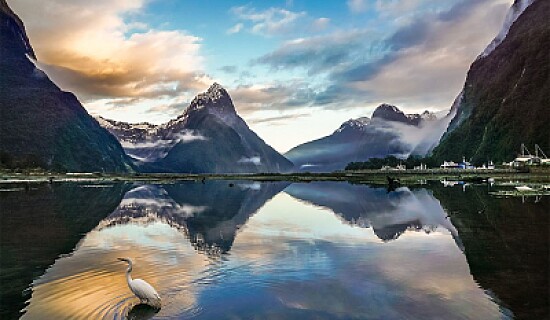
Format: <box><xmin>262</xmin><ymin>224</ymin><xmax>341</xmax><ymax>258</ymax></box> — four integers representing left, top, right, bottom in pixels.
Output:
<box><xmin>459</xmin><ymin>157</ymin><xmax>475</xmax><ymax>169</ymax></box>
<box><xmin>480</xmin><ymin>161</ymin><xmax>495</xmax><ymax>170</ymax></box>
<box><xmin>440</xmin><ymin>161</ymin><xmax>460</xmax><ymax>169</ymax></box>
<box><xmin>441</xmin><ymin>157</ymin><xmax>474</xmax><ymax>169</ymax></box>
<box><xmin>414</xmin><ymin>163</ymin><xmax>427</xmax><ymax>170</ymax></box>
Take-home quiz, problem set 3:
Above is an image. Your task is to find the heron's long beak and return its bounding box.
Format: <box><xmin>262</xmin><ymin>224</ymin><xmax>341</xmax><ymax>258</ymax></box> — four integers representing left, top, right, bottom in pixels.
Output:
<box><xmin>117</xmin><ymin>257</ymin><xmax>126</xmax><ymax>262</ymax></box>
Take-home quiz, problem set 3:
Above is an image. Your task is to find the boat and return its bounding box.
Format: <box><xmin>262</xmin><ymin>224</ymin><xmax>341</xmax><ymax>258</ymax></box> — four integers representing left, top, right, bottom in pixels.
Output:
<box><xmin>515</xmin><ymin>186</ymin><xmax>534</xmax><ymax>192</ymax></box>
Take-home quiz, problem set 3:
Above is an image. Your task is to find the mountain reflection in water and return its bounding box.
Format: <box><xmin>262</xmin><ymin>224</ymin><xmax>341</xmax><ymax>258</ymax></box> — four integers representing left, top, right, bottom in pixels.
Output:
<box><xmin>285</xmin><ymin>182</ymin><xmax>459</xmax><ymax>242</ymax></box>
<box><xmin>0</xmin><ymin>181</ymin><xmax>547</xmax><ymax>319</ymax></box>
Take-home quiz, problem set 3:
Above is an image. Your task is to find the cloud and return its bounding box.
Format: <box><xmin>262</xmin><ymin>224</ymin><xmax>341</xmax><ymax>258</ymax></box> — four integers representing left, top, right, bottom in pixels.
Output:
<box><xmin>120</xmin><ymin>130</ymin><xmax>208</xmax><ymax>161</ymax></box>
<box><xmin>249</xmin><ymin>113</ymin><xmax>309</xmax><ymax>125</ymax></box>
<box><xmin>120</xmin><ymin>131</ymin><xmax>208</xmax><ymax>150</ymax></box>
<box><xmin>374</xmin><ymin>0</ymin><xmax>427</xmax><ymax>18</ymax></box>
<box><xmin>146</xmin><ymin>98</ymin><xmax>190</xmax><ymax>116</ymax></box>
<box><xmin>231</xmin><ymin>82</ymin><xmax>316</xmax><ymax>113</ymax></box>
<box><xmin>252</xmin><ymin>0</ymin><xmax>512</xmax><ymax>112</ymax></box>
<box><xmin>219</xmin><ymin>65</ymin><xmax>238</xmax><ymax>74</ymax></box>
<box><xmin>227</xmin><ymin>23</ymin><xmax>244</xmax><ymax>34</ymax></box>
<box><xmin>311</xmin><ymin>17</ymin><xmax>330</xmax><ymax>31</ymax></box>
<box><xmin>344</xmin><ymin>0</ymin><xmax>511</xmax><ymax>108</ymax></box>
<box><xmin>254</xmin><ymin>30</ymin><xmax>373</xmax><ymax>75</ymax></box>
<box><xmin>8</xmin><ymin>0</ymin><xmax>211</xmax><ymax>106</ymax></box>
<box><xmin>230</xmin><ymin>6</ymin><xmax>306</xmax><ymax>36</ymax></box>
<box><xmin>238</xmin><ymin>182</ymin><xmax>262</xmax><ymax>190</ymax></box>
<box><xmin>238</xmin><ymin>156</ymin><xmax>262</xmax><ymax>165</ymax></box>
<box><xmin>347</xmin><ymin>0</ymin><xmax>368</xmax><ymax>13</ymax></box>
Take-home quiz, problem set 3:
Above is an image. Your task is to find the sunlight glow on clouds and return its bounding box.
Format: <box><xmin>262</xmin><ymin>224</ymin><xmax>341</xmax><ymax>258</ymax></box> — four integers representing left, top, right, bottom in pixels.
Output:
<box><xmin>9</xmin><ymin>0</ymin><xmax>212</xmax><ymax>116</ymax></box>
<box><xmin>7</xmin><ymin>0</ymin><xmax>514</xmax><ymax>152</ymax></box>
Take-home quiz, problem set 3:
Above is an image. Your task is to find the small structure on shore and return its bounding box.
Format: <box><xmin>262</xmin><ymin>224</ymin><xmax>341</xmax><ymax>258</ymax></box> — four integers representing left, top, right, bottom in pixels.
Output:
<box><xmin>440</xmin><ymin>157</ymin><xmax>474</xmax><ymax>169</ymax></box>
<box><xmin>480</xmin><ymin>161</ymin><xmax>495</xmax><ymax>170</ymax></box>
<box><xmin>440</xmin><ymin>161</ymin><xmax>460</xmax><ymax>169</ymax></box>
<box><xmin>510</xmin><ymin>144</ymin><xmax>549</xmax><ymax>167</ymax></box>
<box><xmin>413</xmin><ymin>163</ymin><xmax>427</xmax><ymax>170</ymax></box>
<box><xmin>381</xmin><ymin>164</ymin><xmax>406</xmax><ymax>171</ymax></box>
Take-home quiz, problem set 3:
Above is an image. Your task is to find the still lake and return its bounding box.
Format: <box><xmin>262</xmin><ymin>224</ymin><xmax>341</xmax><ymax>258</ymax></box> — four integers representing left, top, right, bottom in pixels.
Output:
<box><xmin>0</xmin><ymin>181</ymin><xmax>548</xmax><ymax>319</ymax></box>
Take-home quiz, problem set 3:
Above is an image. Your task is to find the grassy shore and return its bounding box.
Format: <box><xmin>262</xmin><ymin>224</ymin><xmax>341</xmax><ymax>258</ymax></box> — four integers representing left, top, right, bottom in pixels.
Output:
<box><xmin>1</xmin><ymin>167</ymin><xmax>549</xmax><ymax>185</ymax></box>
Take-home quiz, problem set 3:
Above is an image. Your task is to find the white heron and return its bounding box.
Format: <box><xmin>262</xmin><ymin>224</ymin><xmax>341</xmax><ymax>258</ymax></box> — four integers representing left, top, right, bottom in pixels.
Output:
<box><xmin>117</xmin><ymin>258</ymin><xmax>162</xmax><ymax>309</ymax></box>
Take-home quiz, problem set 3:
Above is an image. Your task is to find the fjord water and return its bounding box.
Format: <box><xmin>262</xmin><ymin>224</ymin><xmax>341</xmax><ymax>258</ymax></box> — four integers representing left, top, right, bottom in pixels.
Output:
<box><xmin>0</xmin><ymin>181</ymin><xmax>548</xmax><ymax>319</ymax></box>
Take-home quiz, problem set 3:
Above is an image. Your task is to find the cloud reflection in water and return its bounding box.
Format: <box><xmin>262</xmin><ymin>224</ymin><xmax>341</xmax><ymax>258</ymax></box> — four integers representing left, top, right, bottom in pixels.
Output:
<box><xmin>20</xmin><ymin>181</ymin><xmax>507</xmax><ymax>319</ymax></box>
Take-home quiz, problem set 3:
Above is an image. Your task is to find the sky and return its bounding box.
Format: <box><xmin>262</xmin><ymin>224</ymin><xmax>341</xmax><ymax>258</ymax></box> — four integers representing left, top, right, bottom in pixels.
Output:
<box><xmin>8</xmin><ymin>0</ymin><xmax>512</xmax><ymax>152</ymax></box>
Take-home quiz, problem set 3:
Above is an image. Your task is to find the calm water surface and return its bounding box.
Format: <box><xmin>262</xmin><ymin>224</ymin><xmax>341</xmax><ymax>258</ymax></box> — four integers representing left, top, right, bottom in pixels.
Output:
<box><xmin>0</xmin><ymin>181</ymin><xmax>548</xmax><ymax>319</ymax></box>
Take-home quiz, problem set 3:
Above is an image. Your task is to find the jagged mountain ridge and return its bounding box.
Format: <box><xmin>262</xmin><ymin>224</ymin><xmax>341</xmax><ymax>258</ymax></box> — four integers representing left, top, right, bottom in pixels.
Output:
<box><xmin>0</xmin><ymin>0</ymin><xmax>134</xmax><ymax>172</ymax></box>
<box><xmin>285</xmin><ymin>104</ymin><xmax>440</xmax><ymax>172</ymax></box>
<box><xmin>371</xmin><ymin>104</ymin><xmax>436</xmax><ymax>126</ymax></box>
<box><xmin>432</xmin><ymin>0</ymin><xmax>549</xmax><ymax>163</ymax></box>
<box><xmin>98</xmin><ymin>83</ymin><xmax>294</xmax><ymax>173</ymax></box>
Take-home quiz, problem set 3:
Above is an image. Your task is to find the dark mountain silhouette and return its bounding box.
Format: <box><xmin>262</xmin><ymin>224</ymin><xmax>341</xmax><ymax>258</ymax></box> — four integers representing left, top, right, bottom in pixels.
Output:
<box><xmin>0</xmin><ymin>0</ymin><xmax>134</xmax><ymax>172</ymax></box>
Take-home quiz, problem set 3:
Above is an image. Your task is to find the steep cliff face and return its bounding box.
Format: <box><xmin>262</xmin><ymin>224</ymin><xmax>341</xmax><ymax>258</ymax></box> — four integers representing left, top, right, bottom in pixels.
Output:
<box><xmin>99</xmin><ymin>84</ymin><xmax>294</xmax><ymax>173</ymax></box>
<box><xmin>0</xmin><ymin>0</ymin><xmax>134</xmax><ymax>172</ymax></box>
<box><xmin>432</xmin><ymin>0</ymin><xmax>550</xmax><ymax>163</ymax></box>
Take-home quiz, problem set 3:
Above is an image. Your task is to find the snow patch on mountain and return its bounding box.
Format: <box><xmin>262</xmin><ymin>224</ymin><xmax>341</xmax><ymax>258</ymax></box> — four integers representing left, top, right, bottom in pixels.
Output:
<box><xmin>479</xmin><ymin>0</ymin><xmax>535</xmax><ymax>59</ymax></box>
<box><xmin>336</xmin><ymin>117</ymin><xmax>371</xmax><ymax>133</ymax></box>
<box><xmin>120</xmin><ymin>131</ymin><xmax>208</xmax><ymax>162</ymax></box>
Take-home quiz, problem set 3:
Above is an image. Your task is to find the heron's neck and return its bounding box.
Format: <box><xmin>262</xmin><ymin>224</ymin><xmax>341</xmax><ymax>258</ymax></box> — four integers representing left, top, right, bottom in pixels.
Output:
<box><xmin>126</xmin><ymin>262</ymin><xmax>133</xmax><ymax>283</ymax></box>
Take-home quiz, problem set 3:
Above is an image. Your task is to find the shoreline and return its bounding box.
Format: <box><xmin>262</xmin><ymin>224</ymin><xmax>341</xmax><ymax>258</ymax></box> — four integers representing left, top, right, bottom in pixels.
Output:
<box><xmin>1</xmin><ymin>168</ymin><xmax>549</xmax><ymax>185</ymax></box>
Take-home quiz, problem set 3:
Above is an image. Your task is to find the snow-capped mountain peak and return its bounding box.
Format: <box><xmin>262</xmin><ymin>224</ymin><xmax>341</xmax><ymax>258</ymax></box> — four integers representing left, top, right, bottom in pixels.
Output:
<box><xmin>186</xmin><ymin>82</ymin><xmax>237</xmax><ymax>124</ymax></box>
<box><xmin>206</xmin><ymin>82</ymin><xmax>227</xmax><ymax>100</ymax></box>
<box><xmin>191</xmin><ymin>83</ymin><xmax>231</xmax><ymax>107</ymax></box>
<box><xmin>336</xmin><ymin>117</ymin><xmax>371</xmax><ymax>133</ymax></box>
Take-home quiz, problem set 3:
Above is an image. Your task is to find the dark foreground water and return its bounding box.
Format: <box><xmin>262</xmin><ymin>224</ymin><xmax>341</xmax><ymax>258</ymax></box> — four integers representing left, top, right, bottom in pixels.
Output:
<box><xmin>0</xmin><ymin>181</ymin><xmax>548</xmax><ymax>320</ymax></box>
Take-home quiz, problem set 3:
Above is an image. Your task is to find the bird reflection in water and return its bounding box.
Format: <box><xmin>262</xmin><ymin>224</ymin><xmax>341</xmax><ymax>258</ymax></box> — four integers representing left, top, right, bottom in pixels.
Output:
<box><xmin>127</xmin><ymin>303</ymin><xmax>160</xmax><ymax>320</ymax></box>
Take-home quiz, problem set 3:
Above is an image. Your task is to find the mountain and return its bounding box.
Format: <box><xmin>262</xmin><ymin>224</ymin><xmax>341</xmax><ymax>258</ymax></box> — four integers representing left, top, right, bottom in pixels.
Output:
<box><xmin>285</xmin><ymin>104</ymin><xmax>440</xmax><ymax>171</ymax></box>
<box><xmin>98</xmin><ymin>83</ymin><xmax>294</xmax><ymax>173</ymax></box>
<box><xmin>285</xmin><ymin>182</ymin><xmax>458</xmax><ymax>243</ymax></box>
<box><xmin>0</xmin><ymin>0</ymin><xmax>133</xmax><ymax>172</ymax></box>
<box><xmin>431</xmin><ymin>0</ymin><xmax>549</xmax><ymax>163</ymax></box>
<box><xmin>371</xmin><ymin>104</ymin><xmax>431</xmax><ymax>126</ymax></box>
<box><xmin>98</xmin><ymin>181</ymin><xmax>289</xmax><ymax>253</ymax></box>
